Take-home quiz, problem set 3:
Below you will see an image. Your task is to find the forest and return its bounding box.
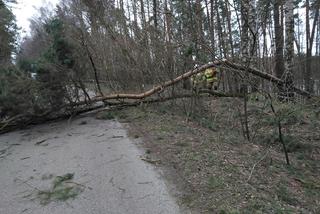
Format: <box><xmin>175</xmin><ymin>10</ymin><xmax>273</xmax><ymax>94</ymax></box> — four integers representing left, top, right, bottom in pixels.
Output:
<box><xmin>0</xmin><ymin>0</ymin><xmax>320</xmax><ymax>213</ymax></box>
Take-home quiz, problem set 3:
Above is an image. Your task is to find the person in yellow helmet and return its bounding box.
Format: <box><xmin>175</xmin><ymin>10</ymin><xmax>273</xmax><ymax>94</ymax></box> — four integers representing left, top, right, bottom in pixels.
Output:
<box><xmin>191</xmin><ymin>72</ymin><xmax>206</xmax><ymax>92</ymax></box>
<box><xmin>204</xmin><ymin>67</ymin><xmax>218</xmax><ymax>90</ymax></box>
<box><xmin>191</xmin><ymin>65</ymin><xmax>219</xmax><ymax>92</ymax></box>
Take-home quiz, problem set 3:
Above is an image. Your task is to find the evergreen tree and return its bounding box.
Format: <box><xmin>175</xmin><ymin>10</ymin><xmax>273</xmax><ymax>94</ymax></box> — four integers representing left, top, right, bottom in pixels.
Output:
<box><xmin>0</xmin><ymin>0</ymin><xmax>18</xmax><ymax>65</ymax></box>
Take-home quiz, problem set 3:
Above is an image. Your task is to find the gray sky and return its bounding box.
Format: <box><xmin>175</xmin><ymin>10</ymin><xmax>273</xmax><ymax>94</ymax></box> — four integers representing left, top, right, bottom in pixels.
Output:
<box><xmin>12</xmin><ymin>0</ymin><xmax>60</xmax><ymax>36</ymax></box>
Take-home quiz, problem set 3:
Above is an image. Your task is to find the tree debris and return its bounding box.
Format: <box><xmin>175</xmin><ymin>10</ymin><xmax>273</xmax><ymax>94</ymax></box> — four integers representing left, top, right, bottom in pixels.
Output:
<box><xmin>35</xmin><ymin>139</ymin><xmax>48</xmax><ymax>146</ymax></box>
<box><xmin>140</xmin><ymin>156</ymin><xmax>162</xmax><ymax>165</ymax></box>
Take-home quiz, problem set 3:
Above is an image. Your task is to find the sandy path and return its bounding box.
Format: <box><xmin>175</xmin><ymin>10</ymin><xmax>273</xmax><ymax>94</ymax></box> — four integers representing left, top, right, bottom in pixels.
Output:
<box><xmin>0</xmin><ymin>116</ymin><xmax>185</xmax><ymax>214</ymax></box>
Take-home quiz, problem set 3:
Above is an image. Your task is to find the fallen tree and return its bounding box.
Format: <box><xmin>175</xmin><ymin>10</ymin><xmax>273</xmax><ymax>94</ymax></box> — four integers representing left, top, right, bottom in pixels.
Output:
<box><xmin>74</xmin><ymin>60</ymin><xmax>225</xmax><ymax>106</ymax></box>
<box><xmin>105</xmin><ymin>90</ymin><xmax>243</xmax><ymax>108</ymax></box>
<box><xmin>74</xmin><ymin>59</ymin><xmax>311</xmax><ymax>107</ymax></box>
<box><xmin>0</xmin><ymin>59</ymin><xmax>313</xmax><ymax>134</ymax></box>
<box><xmin>0</xmin><ymin>90</ymin><xmax>241</xmax><ymax>134</ymax></box>
<box><xmin>0</xmin><ymin>105</ymin><xmax>105</xmax><ymax>134</ymax></box>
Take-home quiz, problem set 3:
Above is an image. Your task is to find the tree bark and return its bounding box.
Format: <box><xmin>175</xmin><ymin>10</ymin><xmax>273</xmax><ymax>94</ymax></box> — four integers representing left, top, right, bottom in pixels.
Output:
<box><xmin>305</xmin><ymin>0</ymin><xmax>319</xmax><ymax>93</ymax></box>
<box><xmin>305</xmin><ymin>0</ymin><xmax>312</xmax><ymax>93</ymax></box>
<box><xmin>274</xmin><ymin>0</ymin><xmax>285</xmax><ymax>79</ymax></box>
<box><xmin>153</xmin><ymin>0</ymin><xmax>157</xmax><ymax>29</ymax></box>
<box><xmin>225</xmin><ymin>1</ymin><xmax>235</xmax><ymax>58</ymax></box>
<box><xmin>283</xmin><ymin>0</ymin><xmax>295</xmax><ymax>100</ymax></box>
<box><xmin>209</xmin><ymin>0</ymin><xmax>215</xmax><ymax>58</ymax></box>
<box><xmin>215</xmin><ymin>0</ymin><xmax>226</xmax><ymax>58</ymax></box>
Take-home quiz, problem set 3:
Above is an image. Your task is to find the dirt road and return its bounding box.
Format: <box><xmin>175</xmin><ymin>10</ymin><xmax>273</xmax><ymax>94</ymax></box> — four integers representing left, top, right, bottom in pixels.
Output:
<box><xmin>0</xmin><ymin>116</ymin><xmax>187</xmax><ymax>214</ymax></box>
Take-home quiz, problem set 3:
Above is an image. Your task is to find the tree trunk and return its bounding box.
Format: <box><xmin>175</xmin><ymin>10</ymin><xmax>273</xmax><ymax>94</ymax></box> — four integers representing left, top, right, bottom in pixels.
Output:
<box><xmin>240</xmin><ymin>0</ymin><xmax>251</xmax><ymax>140</ymax></box>
<box><xmin>305</xmin><ymin>0</ymin><xmax>319</xmax><ymax>93</ymax></box>
<box><xmin>153</xmin><ymin>0</ymin><xmax>157</xmax><ymax>29</ymax></box>
<box><xmin>273</xmin><ymin>0</ymin><xmax>285</xmax><ymax>79</ymax></box>
<box><xmin>317</xmin><ymin>13</ymin><xmax>320</xmax><ymax>56</ymax></box>
<box><xmin>318</xmin><ymin>12</ymin><xmax>320</xmax><ymax>55</ymax></box>
<box><xmin>283</xmin><ymin>0</ymin><xmax>295</xmax><ymax>100</ymax></box>
<box><xmin>225</xmin><ymin>1</ymin><xmax>235</xmax><ymax>58</ymax></box>
<box><xmin>305</xmin><ymin>0</ymin><xmax>312</xmax><ymax>93</ymax></box>
<box><xmin>195</xmin><ymin>0</ymin><xmax>205</xmax><ymax>61</ymax></box>
<box><xmin>215</xmin><ymin>0</ymin><xmax>226</xmax><ymax>58</ymax></box>
<box><xmin>209</xmin><ymin>0</ymin><xmax>215</xmax><ymax>58</ymax></box>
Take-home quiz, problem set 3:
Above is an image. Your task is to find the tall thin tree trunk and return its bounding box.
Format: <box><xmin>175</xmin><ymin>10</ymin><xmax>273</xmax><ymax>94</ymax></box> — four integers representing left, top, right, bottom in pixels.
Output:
<box><xmin>215</xmin><ymin>0</ymin><xmax>226</xmax><ymax>58</ymax></box>
<box><xmin>305</xmin><ymin>0</ymin><xmax>319</xmax><ymax>93</ymax></box>
<box><xmin>241</xmin><ymin>0</ymin><xmax>249</xmax><ymax>63</ymax></box>
<box><xmin>225</xmin><ymin>1</ymin><xmax>235</xmax><ymax>58</ymax></box>
<box><xmin>241</xmin><ymin>0</ymin><xmax>250</xmax><ymax>141</ymax></box>
<box><xmin>283</xmin><ymin>0</ymin><xmax>295</xmax><ymax>100</ymax></box>
<box><xmin>153</xmin><ymin>0</ymin><xmax>157</xmax><ymax>29</ymax></box>
<box><xmin>274</xmin><ymin>0</ymin><xmax>284</xmax><ymax>79</ymax></box>
<box><xmin>195</xmin><ymin>0</ymin><xmax>205</xmax><ymax>61</ymax></box>
<box><xmin>305</xmin><ymin>0</ymin><xmax>312</xmax><ymax>93</ymax></box>
<box><xmin>317</xmin><ymin>13</ymin><xmax>320</xmax><ymax>56</ymax></box>
<box><xmin>132</xmin><ymin>0</ymin><xmax>139</xmax><ymax>38</ymax></box>
<box><xmin>210</xmin><ymin>0</ymin><xmax>215</xmax><ymax>58</ymax></box>
<box><xmin>204</xmin><ymin>0</ymin><xmax>214</xmax><ymax>59</ymax></box>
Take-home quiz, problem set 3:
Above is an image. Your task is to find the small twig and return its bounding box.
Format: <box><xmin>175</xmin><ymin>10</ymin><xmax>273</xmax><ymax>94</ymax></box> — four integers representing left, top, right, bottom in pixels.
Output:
<box><xmin>65</xmin><ymin>181</ymin><xmax>93</xmax><ymax>190</ymax></box>
<box><xmin>35</xmin><ymin>139</ymin><xmax>48</xmax><ymax>146</ymax></box>
<box><xmin>247</xmin><ymin>149</ymin><xmax>270</xmax><ymax>183</ymax></box>
<box><xmin>140</xmin><ymin>156</ymin><xmax>161</xmax><ymax>164</ymax></box>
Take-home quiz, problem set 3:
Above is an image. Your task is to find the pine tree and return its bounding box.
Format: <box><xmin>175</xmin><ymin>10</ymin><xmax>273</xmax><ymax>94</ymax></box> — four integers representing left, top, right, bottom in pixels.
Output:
<box><xmin>0</xmin><ymin>0</ymin><xmax>18</xmax><ymax>66</ymax></box>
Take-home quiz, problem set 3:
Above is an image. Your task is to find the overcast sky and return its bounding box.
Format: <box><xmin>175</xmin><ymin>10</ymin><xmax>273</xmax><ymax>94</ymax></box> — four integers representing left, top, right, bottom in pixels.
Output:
<box><xmin>12</xmin><ymin>0</ymin><xmax>60</xmax><ymax>37</ymax></box>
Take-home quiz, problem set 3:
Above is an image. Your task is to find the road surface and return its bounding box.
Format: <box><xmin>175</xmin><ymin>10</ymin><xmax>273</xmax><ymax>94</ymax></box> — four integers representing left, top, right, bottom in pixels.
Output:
<box><xmin>0</xmin><ymin>116</ymin><xmax>187</xmax><ymax>214</ymax></box>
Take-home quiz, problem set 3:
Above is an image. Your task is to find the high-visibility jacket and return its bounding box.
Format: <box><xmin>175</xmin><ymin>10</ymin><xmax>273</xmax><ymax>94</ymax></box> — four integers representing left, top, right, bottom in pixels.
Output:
<box><xmin>204</xmin><ymin>68</ymin><xmax>218</xmax><ymax>83</ymax></box>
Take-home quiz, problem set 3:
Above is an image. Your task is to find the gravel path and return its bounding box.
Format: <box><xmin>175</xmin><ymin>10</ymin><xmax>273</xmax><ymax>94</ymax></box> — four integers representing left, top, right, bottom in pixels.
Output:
<box><xmin>0</xmin><ymin>116</ymin><xmax>186</xmax><ymax>214</ymax></box>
